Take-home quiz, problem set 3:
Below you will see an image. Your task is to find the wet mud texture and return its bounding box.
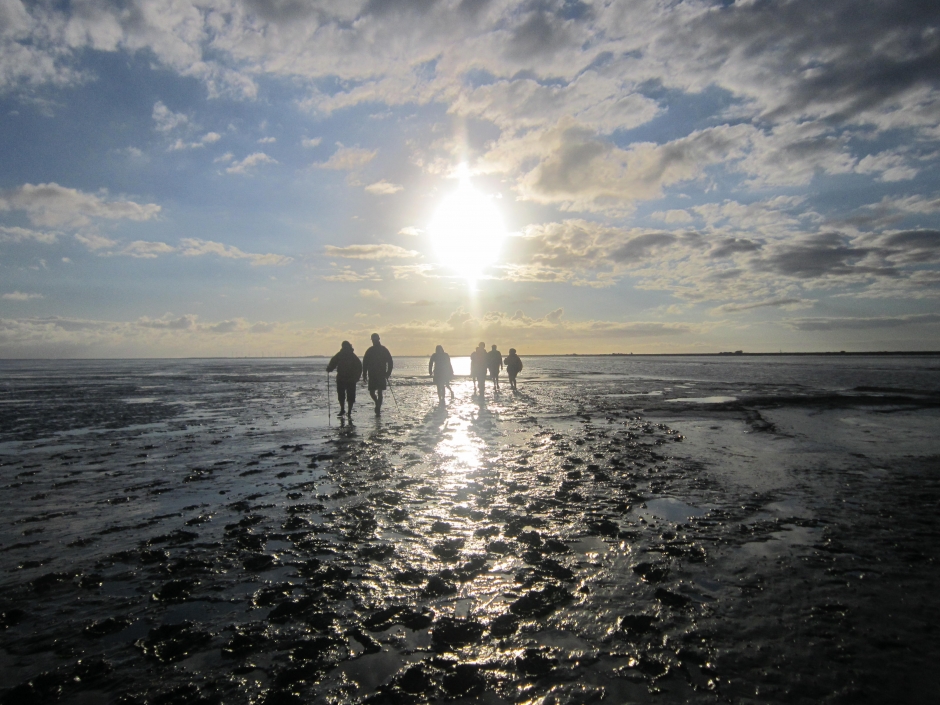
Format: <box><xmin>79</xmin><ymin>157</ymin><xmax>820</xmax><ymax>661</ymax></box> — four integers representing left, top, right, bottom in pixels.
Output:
<box><xmin>1</xmin><ymin>360</ymin><xmax>939</xmax><ymax>704</ymax></box>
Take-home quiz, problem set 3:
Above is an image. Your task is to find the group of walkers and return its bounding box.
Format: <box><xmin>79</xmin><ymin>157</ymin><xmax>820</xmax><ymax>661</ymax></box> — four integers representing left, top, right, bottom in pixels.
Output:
<box><xmin>427</xmin><ymin>342</ymin><xmax>522</xmax><ymax>403</ymax></box>
<box><xmin>326</xmin><ymin>334</ymin><xmax>523</xmax><ymax>417</ymax></box>
<box><xmin>326</xmin><ymin>333</ymin><xmax>393</xmax><ymax>417</ymax></box>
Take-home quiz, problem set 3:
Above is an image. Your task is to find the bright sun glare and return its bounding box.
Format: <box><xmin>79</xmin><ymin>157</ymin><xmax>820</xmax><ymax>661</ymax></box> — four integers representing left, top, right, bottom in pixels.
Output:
<box><xmin>429</xmin><ymin>167</ymin><xmax>506</xmax><ymax>281</ymax></box>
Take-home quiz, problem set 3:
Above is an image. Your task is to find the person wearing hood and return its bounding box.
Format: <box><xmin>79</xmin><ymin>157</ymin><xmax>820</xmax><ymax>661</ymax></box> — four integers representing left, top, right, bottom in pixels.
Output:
<box><xmin>326</xmin><ymin>340</ymin><xmax>362</xmax><ymax>417</ymax></box>
<box><xmin>470</xmin><ymin>342</ymin><xmax>488</xmax><ymax>396</ymax></box>
<box><xmin>428</xmin><ymin>345</ymin><xmax>455</xmax><ymax>404</ymax></box>
<box><xmin>504</xmin><ymin>348</ymin><xmax>523</xmax><ymax>391</ymax></box>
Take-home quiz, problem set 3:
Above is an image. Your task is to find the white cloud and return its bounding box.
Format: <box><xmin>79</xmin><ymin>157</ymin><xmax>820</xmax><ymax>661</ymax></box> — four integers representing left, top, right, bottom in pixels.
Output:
<box><xmin>0</xmin><ymin>225</ymin><xmax>57</xmax><ymax>244</ymax></box>
<box><xmin>317</xmin><ymin>145</ymin><xmax>377</xmax><ymax>170</ymax></box>
<box><xmin>324</xmin><ymin>244</ymin><xmax>418</xmax><ymax>260</ymax></box>
<box><xmin>152</xmin><ymin>101</ymin><xmax>188</xmax><ymax>132</ymax></box>
<box><xmin>0</xmin><ymin>183</ymin><xmax>160</xmax><ymax>228</ymax></box>
<box><xmin>322</xmin><ymin>266</ymin><xmax>381</xmax><ymax>282</ymax></box>
<box><xmin>169</xmin><ymin>132</ymin><xmax>222</xmax><ymax>150</ymax></box>
<box><xmin>364</xmin><ymin>180</ymin><xmax>403</xmax><ymax>195</ymax></box>
<box><xmin>225</xmin><ymin>152</ymin><xmax>278</xmax><ymax>174</ymax></box>
<box><xmin>398</xmin><ymin>226</ymin><xmax>422</xmax><ymax>236</ymax></box>
<box><xmin>301</xmin><ymin>137</ymin><xmax>322</xmax><ymax>148</ymax></box>
<box><xmin>74</xmin><ymin>233</ymin><xmax>118</xmax><ymax>251</ymax></box>
<box><xmin>2</xmin><ymin>291</ymin><xmax>43</xmax><ymax>301</ymax></box>
<box><xmin>359</xmin><ymin>288</ymin><xmax>384</xmax><ymax>300</ymax></box>
<box><xmin>258</xmin><ymin>136</ymin><xmax>276</xmax><ymax>144</ymax></box>
<box><xmin>179</xmin><ymin>238</ymin><xmax>291</xmax><ymax>266</ymax></box>
<box><xmin>120</xmin><ymin>240</ymin><xmax>175</xmax><ymax>258</ymax></box>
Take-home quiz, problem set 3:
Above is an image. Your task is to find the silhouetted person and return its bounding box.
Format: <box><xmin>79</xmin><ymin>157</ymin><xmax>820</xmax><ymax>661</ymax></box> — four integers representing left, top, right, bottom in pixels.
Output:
<box><xmin>362</xmin><ymin>332</ymin><xmax>393</xmax><ymax>414</ymax></box>
<box><xmin>428</xmin><ymin>345</ymin><xmax>455</xmax><ymax>403</ymax></box>
<box><xmin>487</xmin><ymin>344</ymin><xmax>502</xmax><ymax>391</ymax></box>
<box><xmin>505</xmin><ymin>348</ymin><xmax>523</xmax><ymax>391</ymax></box>
<box><xmin>470</xmin><ymin>342</ymin><xmax>488</xmax><ymax>396</ymax></box>
<box><xmin>327</xmin><ymin>340</ymin><xmax>362</xmax><ymax>417</ymax></box>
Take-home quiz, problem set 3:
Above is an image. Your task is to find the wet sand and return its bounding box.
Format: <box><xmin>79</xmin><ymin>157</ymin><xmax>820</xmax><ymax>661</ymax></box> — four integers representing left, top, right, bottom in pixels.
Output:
<box><xmin>1</xmin><ymin>359</ymin><xmax>939</xmax><ymax>704</ymax></box>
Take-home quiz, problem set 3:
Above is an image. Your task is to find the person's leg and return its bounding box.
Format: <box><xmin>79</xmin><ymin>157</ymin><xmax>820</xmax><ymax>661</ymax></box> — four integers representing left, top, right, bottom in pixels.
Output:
<box><xmin>337</xmin><ymin>383</ymin><xmax>346</xmax><ymax>415</ymax></box>
<box><xmin>437</xmin><ymin>383</ymin><xmax>444</xmax><ymax>403</ymax></box>
<box><xmin>347</xmin><ymin>382</ymin><xmax>356</xmax><ymax>416</ymax></box>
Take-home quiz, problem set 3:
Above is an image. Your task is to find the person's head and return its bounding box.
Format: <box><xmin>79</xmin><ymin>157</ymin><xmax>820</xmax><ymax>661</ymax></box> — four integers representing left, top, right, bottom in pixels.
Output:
<box><xmin>341</xmin><ymin>340</ymin><xmax>353</xmax><ymax>351</ymax></box>
<box><xmin>491</xmin><ymin>344</ymin><xmax>497</xmax><ymax>351</ymax></box>
<box><xmin>477</xmin><ymin>341</ymin><xmax>485</xmax><ymax>349</ymax></box>
<box><xmin>371</xmin><ymin>333</ymin><xmax>380</xmax><ymax>344</ymax></box>
<box><xmin>435</xmin><ymin>345</ymin><xmax>444</xmax><ymax>353</ymax></box>
<box><xmin>509</xmin><ymin>348</ymin><xmax>516</xmax><ymax>354</ymax></box>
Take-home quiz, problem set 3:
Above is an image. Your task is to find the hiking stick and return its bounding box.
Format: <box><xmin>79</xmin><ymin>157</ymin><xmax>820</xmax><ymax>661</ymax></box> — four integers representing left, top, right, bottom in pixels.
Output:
<box><xmin>386</xmin><ymin>377</ymin><xmax>401</xmax><ymax>414</ymax></box>
<box><xmin>327</xmin><ymin>371</ymin><xmax>331</xmax><ymax>426</ymax></box>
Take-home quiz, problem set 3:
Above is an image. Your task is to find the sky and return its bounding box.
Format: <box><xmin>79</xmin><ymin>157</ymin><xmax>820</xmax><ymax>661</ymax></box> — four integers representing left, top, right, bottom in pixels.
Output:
<box><xmin>1</xmin><ymin>0</ymin><xmax>939</xmax><ymax>357</ymax></box>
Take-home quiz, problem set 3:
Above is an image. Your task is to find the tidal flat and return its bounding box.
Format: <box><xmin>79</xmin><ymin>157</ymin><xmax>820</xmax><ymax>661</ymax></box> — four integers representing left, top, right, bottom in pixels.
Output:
<box><xmin>1</xmin><ymin>356</ymin><xmax>939</xmax><ymax>704</ymax></box>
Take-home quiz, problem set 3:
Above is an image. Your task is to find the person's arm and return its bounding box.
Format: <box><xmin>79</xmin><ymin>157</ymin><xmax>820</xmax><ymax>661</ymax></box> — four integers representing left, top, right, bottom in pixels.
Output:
<box><xmin>386</xmin><ymin>350</ymin><xmax>393</xmax><ymax>378</ymax></box>
<box><xmin>428</xmin><ymin>357</ymin><xmax>434</xmax><ymax>376</ymax></box>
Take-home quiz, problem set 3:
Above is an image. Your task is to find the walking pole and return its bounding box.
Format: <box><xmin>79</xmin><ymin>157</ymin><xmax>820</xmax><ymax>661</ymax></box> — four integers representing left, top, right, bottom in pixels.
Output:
<box><xmin>386</xmin><ymin>377</ymin><xmax>401</xmax><ymax>414</ymax></box>
<box><xmin>327</xmin><ymin>371</ymin><xmax>331</xmax><ymax>426</ymax></box>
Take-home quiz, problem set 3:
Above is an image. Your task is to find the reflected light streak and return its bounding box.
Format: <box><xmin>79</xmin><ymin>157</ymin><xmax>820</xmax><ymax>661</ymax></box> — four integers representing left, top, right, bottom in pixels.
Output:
<box><xmin>435</xmin><ymin>414</ymin><xmax>483</xmax><ymax>476</ymax></box>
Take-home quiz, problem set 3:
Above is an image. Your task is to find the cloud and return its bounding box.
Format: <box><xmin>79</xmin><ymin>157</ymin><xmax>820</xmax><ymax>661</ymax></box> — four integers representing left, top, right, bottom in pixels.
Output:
<box><xmin>502</xmin><ymin>219</ymin><xmax>697</xmax><ymax>287</ymax></box>
<box><xmin>152</xmin><ymin>101</ymin><xmax>188</xmax><ymax>132</ymax></box>
<box><xmin>74</xmin><ymin>233</ymin><xmax>118</xmax><ymax>251</ymax></box>
<box><xmin>0</xmin><ymin>225</ymin><xmax>57</xmax><ymax>244</ymax></box>
<box><xmin>2</xmin><ymin>292</ymin><xmax>43</xmax><ymax>301</ymax></box>
<box><xmin>120</xmin><ymin>240</ymin><xmax>176</xmax><ymax>258</ymax></box>
<box><xmin>359</xmin><ymin>288</ymin><xmax>384</xmax><ymax>300</ymax></box>
<box><xmin>258</xmin><ymin>136</ymin><xmax>276</xmax><ymax>144</ymax></box>
<box><xmin>0</xmin><ymin>183</ymin><xmax>160</xmax><ymax>228</ymax></box>
<box><xmin>324</xmin><ymin>244</ymin><xmax>418</xmax><ymax>260</ymax></box>
<box><xmin>302</xmin><ymin>137</ymin><xmax>322</xmax><ymax>148</ymax></box>
<box><xmin>137</xmin><ymin>314</ymin><xmax>197</xmax><ymax>330</ymax></box>
<box><xmin>502</xmin><ymin>120</ymin><xmax>751</xmax><ymax>212</ymax></box>
<box><xmin>651</xmin><ymin>210</ymin><xmax>694</xmax><ymax>224</ymax></box>
<box><xmin>365</xmin><ymin>180</ymin><xmax>404</xmax><ymax>195</ymax></box>
<box><xmin>179</xmin><ymin>238</ymin><xmax>291</xmax><ymax>266</ymax></box>
<box><xmin>225</xmin><ymin>152</ymin><xmax>278</xmax><ymax>174</ymax></box>
<box><xmin>317</xmin><ymin>145</ymin><xmax>377</xmax><ymax>170</ymax></box>
<box><xmin>169</xmin><ymin>132</ymin><xmax>222</xmax><ymax>150</ymax></box>
<box><xmin>398</xmin><ymin>226</ymin><xmax>422</xmax><ymax>236</ymax></box>
<box><xmin>785</xmin><ymin>313</ymin><xmax>940</xmax><ymax>331</ymax></box>
<box><xmin>713</xmin><ymin>297</ymin><xmax>813</xmax><ymax>314</ymax></box>
<box><xmin>322</xmin><ymin>266</ymin><xmax>382</xmax><ymax>282</ymax></box>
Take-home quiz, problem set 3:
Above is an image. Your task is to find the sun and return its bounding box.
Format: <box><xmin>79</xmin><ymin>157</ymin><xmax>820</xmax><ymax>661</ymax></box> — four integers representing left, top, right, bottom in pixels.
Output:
<box><xmin>429</xmin><ymin>167</ymin><xmax>506</xmax><ymax>281</ymax></box>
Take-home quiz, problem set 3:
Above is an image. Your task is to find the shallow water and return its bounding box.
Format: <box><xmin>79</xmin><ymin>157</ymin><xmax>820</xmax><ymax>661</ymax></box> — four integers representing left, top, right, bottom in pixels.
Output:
<box><xmin>1</xmin><ymin>355</ymin><xmax>939</xmax><ymax>704</ymax></box>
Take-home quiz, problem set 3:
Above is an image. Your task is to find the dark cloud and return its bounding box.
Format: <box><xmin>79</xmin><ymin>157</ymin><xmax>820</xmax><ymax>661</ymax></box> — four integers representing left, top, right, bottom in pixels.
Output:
<box><xmin>363</xmin><ymin>0</ymin><xmax>441</xmax><ymax>17</ymax></box>
<box><xmin>878</xmin><ymin>229</ymin><xmax>940</xmax><ymax>263</ymax></box>
<box><xmin>457</xmin><ymin>0</ymin><xmax>492</xmax><ymax>17</ymax></box>
<box><xmin>241</xmin><ymin>0</ymin><xmax>323</xmax><ymax>22</ymax></box>
<box><xmin>507</xmin><ymin>11</ymin><xmax>573</xmax><ymax>60</ymax></box>
<box><xmin>758</xmin><ymin>232</ymin><xmax>888</xmax><ymax>279</ymax></box>
<box><xmin>709</xmin><ymin>237</ymin><xmax>760</xmax><ymax>258</ymax></box>
<box><xmin>609</xmin><ymin>232</ymin><xmax>676</xmax><ymax>262</ymax></box>
<box><xmin>690</xmin><ymin>0</ymin><xmax>940</xmax><ymax>124</ymax></box>
<box><xmin>786</xmin><ymin>313</ymin><xmax>940</xmax><ymax>331</ymax></box>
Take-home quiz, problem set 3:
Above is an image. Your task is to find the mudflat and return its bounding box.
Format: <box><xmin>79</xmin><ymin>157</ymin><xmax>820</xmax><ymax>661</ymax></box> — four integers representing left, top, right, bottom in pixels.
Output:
<box><xmin>1</xmin><ymin>357</ymin><xmax>939</xmax><ymax>704</ymax></box>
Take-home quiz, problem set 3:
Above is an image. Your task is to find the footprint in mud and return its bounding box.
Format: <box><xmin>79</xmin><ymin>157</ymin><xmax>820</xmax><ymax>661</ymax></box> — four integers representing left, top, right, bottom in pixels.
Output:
<box><xmin>633</xmin><ymin>561</ymin><xmax>669</xmax><ymax>583</ymax></box>
<box><xmin>509</xmin><ymin>584</ymin><xmax>573</xmax><ymax>617</ymax></box>
<box><xmin>136</xmin><ymin>622</ymin><xmax>212</xmax><ymax>663</ymax></box>
<box><xmin>431</xmin><ymin>616</ymin><xmax>486</xmax><ymax>650</ymax></box>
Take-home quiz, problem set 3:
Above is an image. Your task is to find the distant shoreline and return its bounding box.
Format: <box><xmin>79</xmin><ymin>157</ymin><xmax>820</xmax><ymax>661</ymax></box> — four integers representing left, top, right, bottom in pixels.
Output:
<box><xmin>2</xmin><ymin>351</ymin><xmax>940</xmax><ymax>361</ymax></box>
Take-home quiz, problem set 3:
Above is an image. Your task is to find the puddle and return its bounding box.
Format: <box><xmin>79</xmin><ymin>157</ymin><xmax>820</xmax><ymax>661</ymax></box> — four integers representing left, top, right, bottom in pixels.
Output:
<box><xmin>632</xmin><ymin>497</ymin><xmax>708</xmax><ymax>522</ymax></box>
<box><xmin>666</xmin><ymin>396</ymin><xmax>737</xmax><ymax>404</ymax></box>
<box><xmin>740</xmin><ymin>525</ymin><xmax>822</xmax><ymax>558</ymax></box>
